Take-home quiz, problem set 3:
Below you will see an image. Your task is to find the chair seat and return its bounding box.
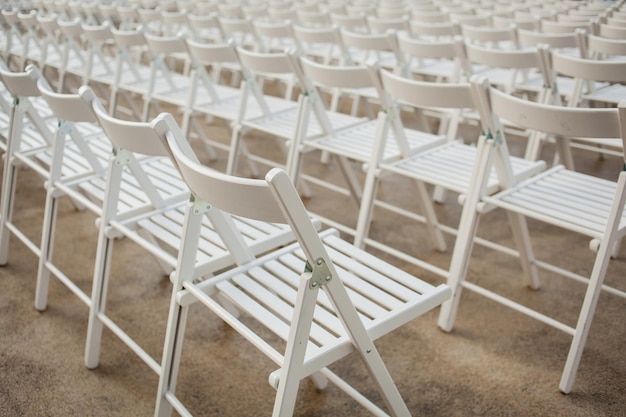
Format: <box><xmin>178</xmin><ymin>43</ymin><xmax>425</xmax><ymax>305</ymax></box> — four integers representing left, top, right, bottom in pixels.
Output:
<box><xmin>305</xmin><ymin>120</ymin><xmax>446</xmax><ymax>163</ymax></box>
<box><xmin>241</xmin><ymin>102</ymin><xmax>364</xmax><ymax>140</ymax></box>
<box><xmin>483</xmin><ymin>165</ymin><xmax>626</xmax><ymax>239</ymax></box>
<box><xmin>180</xmin><ymin>229</ymin><xmax>450</xmax><ymax>368</ymax></box>
<box><xmin>193</xmin><ymin>85</ymin><xmax>258</xmax><ymax>121</ymax></box>
<box><xmin>583</xmin><ymin>82</ymin><xmax>626</xmax><ymax>105</ymax></box>
<box><xmin>382</xmin><ymin>141</ymin><xmax>546</xmax><ymax>195</ymax></box>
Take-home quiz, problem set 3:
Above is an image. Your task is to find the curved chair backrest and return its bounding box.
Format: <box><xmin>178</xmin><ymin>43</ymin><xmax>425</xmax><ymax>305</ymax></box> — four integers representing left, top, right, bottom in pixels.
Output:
<box><xmin>186</xmin><ymin>38</ymin><xmax>239</xmax><ymax>65</ymax></box>
<box><xmin>484</xmin><ymin>82</ymin><xmax>625</xmax><ymax>147</ymax></box>
<box><xmin>144</xmin><ymin>31</ymin><xmax>187</xmax><ymax>55</ymax></box>
<box><xmin>157</xmin><ymin>113</ymin><xmax>287</xmax><ymax>224</ymax></box>
<box><xmin>80</xmin><ymin>86</ymin><xmax>170</xmax><ymax>157</ymax></box>
<box><xmin>464</xmin><ymin>41</ymin><xmax>544</xmax><ymax>71</ymax></box>
<box><xmin>517</xmin><ymin>28</ymin><xmax>578</xmax><ymax>50</ymax></box>
<box><xmin>378</xmin><ymin>66</ymin><xmax>476</xmax><ymax>110</ymax></box>
<box><xmin>298</xmin><ymin>54</ymin><xmax>373</xmax><ymax>90</ymax></box>
<box><xmin>81</xmin><ymin>21</ymin><xmax>113</xmax><ymax>43</ymax></box>
<box><xmin>550</xmin><ymin>49</ymin><xmax>626</xmax><ymax>83</ymax></box>
<box><xmin>597</xmin><ymin>23</ymin><xmax>626</xmax><ymax>40</ymax></box>
<box><xmin>110</xmin><ymin>25</ymin><xmax>147</xmax><ymax>49</ymax></box>
<box><xmin>36</xmin><ymin>75</ymin><xmax>97</xmax><ymax>123</ymax></box>
<box><xmin>235</xmin><ymin>45</ymin><xmax>298</xmax><ymax>75</ymax></box>
<box><xmin>396</xmin><ymin>30</ymin><xmax>458</xmax><ymax>60</ymax></box>
<box><xmin>0</xmin><ymin>62</ymin><xmax>41</xmax><ymax>97</ymax></box>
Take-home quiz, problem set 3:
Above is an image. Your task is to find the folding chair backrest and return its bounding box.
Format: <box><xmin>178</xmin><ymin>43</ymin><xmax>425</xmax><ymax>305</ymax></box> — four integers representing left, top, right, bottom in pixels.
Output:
<box><xmin>298</xmin><ymin>54</ymin><xmax>373</xmax><ymax>90</ymax></box>
<box><xmin>460</xmin><ymin>24</ymin><xmax>520</xmax><ymax>48</ymax></box>
<box><xmin>255</xmin><ymin>19</ymin><xmax>300</xmax><ymax>49</ymax></box>
<box><xmin>583</xmin><ymin>31</ymin><xmax>626</xmax><ymax>59</ymax></box>
<box><xmin>541</xmin><ymin>19</ymin><xmax>592</xmax><ymax>34</ymax></box>
<box><xmin>186</xmin><ymin>37</ymin><xmax>239</xmax><ymax>65</ymax></box>
<box><xmin>329</xmin><ymin>12</ymin><xmax>368</xmax><ymax>32</ymax></box>
<box><xmin>36</xmin><ymin>77</ymin><xmax>98</xmax><ymax>124</ymax></box>
<box><xmin>409</xmin><ymin>20</ymin><xmax>460</xmax><ymax>39</ymax></box>
<box><xmin>366</xmin><ymin>15</ymin><xmax>410</xmax><ymax>33</ymax></box>
<box><xmin>292</xmin><ymin>24</ymin><xmax>349</xmax><ymax>65</ymax></box>
<box><xmin>517</xmin><ymin>28</ymin><xmax>578</xmax><ymax>51</ymax></box>
<box><xmin>164</xmin><ymin>124</ymin><xmax>287</xmax><ymax>224</ymax></box>
<box><xmin>0</xmin><ymin>61</ymin><xmax>41</xmax><ymax>98</ymax></box>
<box><xmin>296</xmin><ymin>9</ymin><xmax>332</xmax><ymax>27</ymax></box>
<box><xmin>479</xmin><ymin>81</ymin><xmax>626</xmax><ymax>157</ymax></box>
<box><xmin>378</xmin><ymin>66</ymin><xmax>476</xmax><ymax>112</ymax></box>
<box><xmin>235</xmin><ymin>44</ymin><xmax>298</xmax><ymax>76</ymax></box>
<box><xmin>217</xmin><ymin>16</ymin><xmax>261</xmax><ymax>50</ymax></box>
<box><xmin>84</xmin><ymin>88</ymin><xmax>170</xmax><ymax>157</ymax></box>
<box><xmin>161</xmin><ymin>114</ymin><xmax>320</xmax><ymax>248</ymax></box>
<box><xmin>550</xmin><ymin>50</ymin><xmax>626</xmax><ymax>83</ymax></box>
<box><xmin>186</xmin><ymin>12</ymin><xmax>222</xmax><ymax>43</ymax></box>
<box><xmin>597</xmin><ymin>23</ymin><xmax>626</xmax><ymax>40</ymax></box>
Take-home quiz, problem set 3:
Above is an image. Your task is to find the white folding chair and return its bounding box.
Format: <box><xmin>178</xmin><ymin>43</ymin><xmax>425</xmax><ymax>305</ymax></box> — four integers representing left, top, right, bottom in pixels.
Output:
<box><xmin>354</xmin><ymin>71</ymin><xmax>546</xmax><ymax>280</ymax></box>
<box><xmin>533</xmin><ymin>46</ymin><xmax>626</xmax><ymax>164</ymax></box>
<box><xmin>107</xmin><ymin>24</ymin><xmax>153</xmax><ymax>119</ymax></box>
<box><xmin>56</xmin><ymin>17</ymin><xmax>90</xmax><ymax>93</ymax></box>
<box><xmin>152</xmin><ymin>112</ymin><xmax>451</xmax><ymax>417</ymax></box>
<box><xmin>459</xmin><ymin>24</ymin><xmax>520</xmax><ymax>50</ymax></box>
<box><xmin>438</xmin><ymin>78</ymin><xmax>626</xmax><ymax>394</ymax></box>
<box><xmin>291</xmin><ymin>23</ymin><xmax>350</xmax><ymax>66</ymax></box>
<box><xmin>80</xmin><ymin>21</ymin><xmax>117</xmax><ymax>97</ymax></box>
<box><xmin>395</xmin><ymin>30</ymin><xmax>461</xmax><ymax>83</ymax></box>
<box><xmin>31</xmin><ymin>70</ymin><xmax>121</xmax><ymax>312</ymax></box>
<box><xmin>15</xmin><ymin>10</ymin><xmax>46</xmax><ymax>70</ymax></box>
<box><xmin>1</xmin><ymin>8</ymin><xmax>28</xmax><ymax>69</ymax></box>
<box><xmin>287</xmin><ymin>56</ymin><xmax>447</xmax><ymax>238</ymax></box>
<box><xmin>80</xmin><ymin>88</ymin><xmax>295</xmax><ymax>373</ymax></box>
<box><xmin>226</xmin><ymin>46</ymin><xmax>311</xmax><ymax>177</ymax></box>
<box><xmin>0</xmin><ymin>63</ymin><xmax>57</xmax><ymax>267</ymax></box>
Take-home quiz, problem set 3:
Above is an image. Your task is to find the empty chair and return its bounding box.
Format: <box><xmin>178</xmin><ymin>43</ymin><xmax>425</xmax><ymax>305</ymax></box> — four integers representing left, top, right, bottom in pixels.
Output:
<box><xmin>438</xmin><ymin>78</ymin><xmax>626</xmax><ymax>394</ymax></box>
<box><xmin>1</xmin><ymin>8</ymin><xmax>28</xmax><ymax>69</ymax></box>
<box><xmin>531</xmin><ymin>46</ymin><xmax>626</xmax><ymax>164</ymax></box>
<box><xmin>459</xmin><ymin>24</ymin><xmax>520</xmax><ymax>49</ymax></box>
<box><xmin>578</xmin><ymin>29</ymin><xmax>626</xmax><ymax>62</ymax></box>
<box><xmin>596</xmin><ymin>22</ymin><xmax>626</xmax><ymax>40</ymax></box>
<box><xmin>0</xmin><ymin>62</ymin><xmax>57</xmax><ymax>268</ymax></box>
<box><xmin>409</xmin><ymin>20</ymin><xmax>460</xmax><ymax>40</ymax></box>
<box><xmin>152</xmin><ymin>112</ymin><xmax>451</xmax><ymax>416</ymax></box>
<box><xmin>80</xmin><ymin>21</ymin><xmax>117</xmax><ymax>98</ymax></box>
<box><xmin>107</xmin><ymin>24</ymin><xmax>153</xmax><ymax>118</ymax></box>
<box><xmin>395</xmin><ymin>30</ymin><xmax>461</xmax><ymax>82</ymax></box>
<box><xmin>354</xmin><ymin>70</ymin><xmax>545</xmax><ymax>280</ymax></box>
<box><xmin>56</xmin><ymin>17</ymin><xmax>90</xmax><ymax>92</ymax></box>
<box><xmin>336</xmin><ymin>28</ymin><xmax>402</xmax><ymax>116</ymax></box>
<box><xmin>287</xmin><ymin>56</ymin><xmax>447</xmax><ymax>237</ymax></box>
<box><xmin>79</xmin><ymin>87</ymin><xmax>295</xmax><ymax>373</ymax></box>
<box><xmin>31</xmin><ymin>69</ymin><xmax>131</xmax><ymax>312</ymax></box>
<box><xmin>226</xmin><ymin>46</ymin><xmax>318</xmax><ymax>178</ymax></box>
<box><xmin>16</xmin><ymin>10</ymin><xmax>46</xmax><ymax>70</ymax></box>
<box><xmin>295</xmin><ymin>21</ymin><xmax>349</xmax><ymax>61</ymax></box>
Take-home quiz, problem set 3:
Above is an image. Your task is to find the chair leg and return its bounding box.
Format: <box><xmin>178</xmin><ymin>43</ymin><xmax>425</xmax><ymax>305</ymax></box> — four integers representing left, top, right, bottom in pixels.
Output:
<box><xmin>0</xmin><ymin>161</ymin><xmax>19</xmax><ymax>266</ymax></box>
<box><xmin>156</xmin><ymin>205</ymin><xmax>203</xmax><ymax>417</ymax></box>
<box><xmin>154</xmin><ymin>301</ymin><xmax>190</xmax><ymax>417</ymax></box>
<box><xmin>559</xmin><ymin>239</ymin><xmax>613</xmax><ymax>393</ymax></box>
<box><xmin>412</xmin><ymin>179</ymin><xmax>447</xmax><ymax>252</ymax></box>
<box><xmin>84</xmin><ymin>235</ymin><xmax>114</xmax><ymax>369</ymax></box>
<box><xmin>506</xmin><ymin>211</ymin><xmax>540</xmax><ymax>290</ymax></box>
<box><xmin>353</xmin><ymin>165</ymin><xmax>381</xmax><ymax>249</ymax></box>
<box><xmin>34</xmin><ymin>192</ymin><xmax>59</xmax><ymax>311</ymax></box>
<box><xmin>560</xmin><ymin>172</ymin><xmax>626</xmax><ymax>393</ymax></box>
<box><xmin>437</xmin><ymin>209</ymin><xmax>482</xmax><ymax>333</ymax></box>
<box><xmin>226</xmin><ymin>124</ymin><xmax>243</xmax><ymax>176</ymax></box>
